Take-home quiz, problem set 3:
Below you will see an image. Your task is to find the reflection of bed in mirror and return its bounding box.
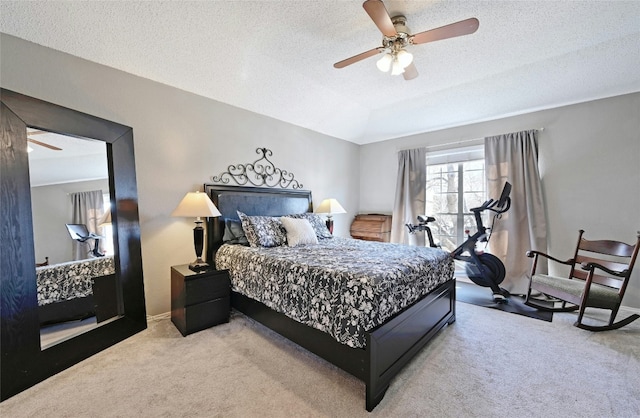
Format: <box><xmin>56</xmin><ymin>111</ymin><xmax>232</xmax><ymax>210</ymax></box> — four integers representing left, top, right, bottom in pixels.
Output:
<box><xmin>36</xmin><ymin>256</ymin><xmax>120</xmax><ymax>326</ymax></box>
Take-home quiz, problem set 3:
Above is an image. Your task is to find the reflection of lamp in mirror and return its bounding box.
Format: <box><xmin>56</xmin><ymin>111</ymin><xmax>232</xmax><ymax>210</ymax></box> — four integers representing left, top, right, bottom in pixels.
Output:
<box><xmin>314</xmin><ymin>198</ymin><xmax>346</xmax><ymax>234</ymax></box>
<box><xmin>171</xmin><ymin>191</ymin><xmax>221</xmax><ymax>271</ymax></box>
<box><xmin>98</xmin><ymin>210</ymin><xmax>113</xmax><ymax>256</ymax></box>
<box><xmin>98</xmin><ymin>210</ymin><xmax>111</xmax><ymax>226</ymax></box>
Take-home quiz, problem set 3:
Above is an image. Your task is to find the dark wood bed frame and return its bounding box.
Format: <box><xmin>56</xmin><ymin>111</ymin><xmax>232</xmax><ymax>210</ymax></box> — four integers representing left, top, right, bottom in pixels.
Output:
<box><xmin>38</xmin><ymin>296</ymin><xmax>95</xmax><ymax>326</ymax></box>
<box><xmin>38</xmin><ymin>273</ymin><xmax>121</xmax><ymax>326</ymax></box>
<box><xmin>204</xmin><ymin>185</ymin><xmax>456</xmax><ymax>411</ymax></box>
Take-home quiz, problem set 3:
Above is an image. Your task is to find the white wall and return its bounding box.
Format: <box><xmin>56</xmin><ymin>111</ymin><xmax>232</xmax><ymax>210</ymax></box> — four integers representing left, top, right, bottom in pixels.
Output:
<box><xmin>360</xmin><ymin>93</ymin><xmax>640</xmax><ymax>309</ymax></box>
<box><xmin>1</xmin><ymin>34</ymin><xmax>360</xmax><ymax>316</ymax></box>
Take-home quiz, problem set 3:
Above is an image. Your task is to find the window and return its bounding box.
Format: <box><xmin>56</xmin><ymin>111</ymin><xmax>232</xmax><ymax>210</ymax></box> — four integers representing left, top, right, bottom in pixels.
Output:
<box><xmin>101</xmin><ymin>192</ymin><xmax>114</xmax><ymax>256</ymax></box>
<box><xmin>425</xmin><ymin>145</ymin><xmax>486</xmax><ymax>252</ymax></box>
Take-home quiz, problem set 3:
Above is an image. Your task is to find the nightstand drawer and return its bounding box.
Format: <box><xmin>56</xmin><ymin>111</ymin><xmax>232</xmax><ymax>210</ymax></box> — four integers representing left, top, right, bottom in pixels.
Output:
<box><xmin>185</xmin><ymin>274</ymin><xmax>230</xmax><ymax>306</ymax></box>
<box><xmin>182</xmin><ymin>297</ymin><xmax>230</xmax><ymax>335</ymax></box>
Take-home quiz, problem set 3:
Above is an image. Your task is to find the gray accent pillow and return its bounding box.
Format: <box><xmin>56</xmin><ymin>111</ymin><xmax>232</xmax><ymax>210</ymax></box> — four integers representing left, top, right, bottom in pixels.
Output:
<box><xmin>223</xmin><ymin>219</ymin><xmax>249</xmax><ymax>246</ymax></box>
<box><xmin>237</xmin><ymin>211</ymin><xmax>287</xmax><ymax>247</ymax></box>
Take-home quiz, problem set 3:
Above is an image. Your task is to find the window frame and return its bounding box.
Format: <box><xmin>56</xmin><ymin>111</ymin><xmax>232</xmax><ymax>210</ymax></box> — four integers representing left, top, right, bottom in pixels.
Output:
<box><xmin>425</xmin><ymin>144</ymin><xmax>486</xmax><ymax>252</ymax></box>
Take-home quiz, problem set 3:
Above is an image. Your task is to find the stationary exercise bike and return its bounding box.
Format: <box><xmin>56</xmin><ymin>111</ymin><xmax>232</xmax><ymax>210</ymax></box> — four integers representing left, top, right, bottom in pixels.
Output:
<box><xmin>406</xmin><ymin>182</ymin><xmax>512</xmax><ymax>302</ymax></box>
<box><xmin>406</xmin><ymin>215</ymin><xmax>440</xmax><ymax>248</ymax></box>
<box><xmin>451</xmin><ymin>182</ymin><xmax>512</xmax><ymax>303</ymax></box>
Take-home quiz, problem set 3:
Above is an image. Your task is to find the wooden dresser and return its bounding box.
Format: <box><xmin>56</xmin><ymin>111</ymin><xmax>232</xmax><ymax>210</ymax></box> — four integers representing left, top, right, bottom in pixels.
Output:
<box><xmin>350</xmin><ymin>214</ymin><xmax>392</xmax><ymax>242</ymax></box>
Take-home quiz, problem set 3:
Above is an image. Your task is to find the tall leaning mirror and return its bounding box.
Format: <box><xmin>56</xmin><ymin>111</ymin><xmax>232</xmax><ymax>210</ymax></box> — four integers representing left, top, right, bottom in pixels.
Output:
<box><xmin>1</xmin><ymin>89</ymin><xmax>147</xmax><ymax>401</ymax></box>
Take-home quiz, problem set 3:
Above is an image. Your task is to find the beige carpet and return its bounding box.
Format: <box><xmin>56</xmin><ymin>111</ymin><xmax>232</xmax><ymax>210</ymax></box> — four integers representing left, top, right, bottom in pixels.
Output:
<box><xmin>2</xmin><ymin>302</ymin><xmax>639</xmax><ymax>417</ymax></box>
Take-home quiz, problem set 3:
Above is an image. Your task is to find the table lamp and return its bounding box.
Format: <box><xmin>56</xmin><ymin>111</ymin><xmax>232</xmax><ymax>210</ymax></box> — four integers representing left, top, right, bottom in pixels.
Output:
<box><xmin>314</xmin><ymin>198</ymin><xmax>346</xmax><ymax>234</ymax></box>
<box><xmin>171</xmin><ymin>191</ymin><xmax>221</xmax><ymax>271</ymax></box>
<box><xmin>98</xmin><ymin>210</ymin><xmax>111</xmax><ymax>226</ymax></box>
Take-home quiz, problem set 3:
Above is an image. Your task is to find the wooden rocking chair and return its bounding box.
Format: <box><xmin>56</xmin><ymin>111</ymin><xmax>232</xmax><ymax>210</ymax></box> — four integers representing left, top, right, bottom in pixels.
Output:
<box><xmin>525</xmin><ymin>230</ymin><xmax>640</xmax><ymax>331</ymax></box>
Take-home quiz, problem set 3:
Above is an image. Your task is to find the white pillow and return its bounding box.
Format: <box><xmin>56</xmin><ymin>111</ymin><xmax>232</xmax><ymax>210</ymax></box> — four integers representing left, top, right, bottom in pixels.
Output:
<box><xmin>280</xmin><ymin>217</ymin><xmax>318</xmax><ymax>247</ymax></box>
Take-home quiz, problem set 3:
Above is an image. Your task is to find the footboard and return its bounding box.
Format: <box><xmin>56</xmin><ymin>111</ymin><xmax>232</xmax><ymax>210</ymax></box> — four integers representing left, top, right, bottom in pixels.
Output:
<box><xmin>365</xmin><ymin>279</ymin><xmax>456</xmax><ymax>411</ymax></box>
<box><xmin>232</xmin><ymin>279</ymin><xmax>455</xmax><ymax>411</ymax></box>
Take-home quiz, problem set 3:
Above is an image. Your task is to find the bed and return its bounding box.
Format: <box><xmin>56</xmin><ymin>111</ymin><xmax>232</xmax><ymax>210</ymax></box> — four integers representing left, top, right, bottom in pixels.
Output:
<box><xmin>204</xmin><ymin>185</ymin><xmax>456</xmax><ymax>411</ymax></box>
<box><xmin>36</xmin><ymin>256</ymin><xmax>117</xmax><ymax>325</ymax></box>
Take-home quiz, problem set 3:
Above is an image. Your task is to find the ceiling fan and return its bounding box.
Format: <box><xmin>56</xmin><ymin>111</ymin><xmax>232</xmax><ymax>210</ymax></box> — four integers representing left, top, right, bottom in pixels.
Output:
<box><xmin>334</xmin><ymin>0</ymin><xmax>479</xmax><ymax>80</ymax></box>
<box><xmin>27</xmin><ymin>129</ymin><xmax>62</xmax><ymax>151</ymax></box>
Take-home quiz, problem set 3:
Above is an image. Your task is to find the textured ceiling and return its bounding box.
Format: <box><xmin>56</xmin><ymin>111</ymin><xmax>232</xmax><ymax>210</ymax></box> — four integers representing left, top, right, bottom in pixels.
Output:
<box><xmin>2</xmin><ymin>1</ymin><xmax>639</xmax><ymax>145</ymax></box>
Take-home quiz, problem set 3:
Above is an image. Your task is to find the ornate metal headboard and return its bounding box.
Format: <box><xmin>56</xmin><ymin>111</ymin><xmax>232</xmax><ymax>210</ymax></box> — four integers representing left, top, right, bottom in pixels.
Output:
<box><xmin>211</xmin><ymin>147</ymin><xmax>303</xmax><ymax>189</ymax></box>
<box><xmin>203</xmin><ymin>185</ymin><xmax>312</xmax><ymax>265</ymax></box>
<box><xmin>205</xmin><ymin>147</ymin><xmax>313</xmax><ymax>264</ymax></box>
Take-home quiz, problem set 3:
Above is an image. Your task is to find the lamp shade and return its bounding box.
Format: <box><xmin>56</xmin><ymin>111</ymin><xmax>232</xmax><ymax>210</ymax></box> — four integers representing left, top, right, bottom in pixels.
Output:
<box><xmin>396</xmin><ymin>49</ymin><xmax>413</xmax><ymax>68</ymax></box>
<box><xmin>98</xmin><ymin>210</ymin><xmax>112</xmax><ymax>226</ymax></box>
<box><xmin>314</xmin><ymin>198</ymin><xmax>346</xmax><ymax>215</ymax></box>
<box><xmin>376</xmin><ymin>53</ymin><xmax>393</xmax><ymax>72</ymax></box>
<box><xmin>390</xmin><ymin>59</ymin><xmax>405</xmax><ymax>75</ymax></box>
<box><xmin>171</xmin><ymin>191</ymin><xmax>221</xmax><ymax>218</ymax></box>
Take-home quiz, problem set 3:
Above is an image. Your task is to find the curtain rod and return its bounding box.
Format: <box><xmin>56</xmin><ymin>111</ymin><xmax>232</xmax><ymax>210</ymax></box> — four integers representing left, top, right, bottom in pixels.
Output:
<box><xmin>396</xmin><ymin>127</ymin><xmax>544</xmax><ymax>152</ymax></box>
<box><xmin>424</xmin><ymin>137</ymin><xmax>482</xmax><ymax>151</ymax></box>
<box><xmin>396</xmin><ymin>137</ymin><xmax>482</xmax><ymax>152</ymax></box>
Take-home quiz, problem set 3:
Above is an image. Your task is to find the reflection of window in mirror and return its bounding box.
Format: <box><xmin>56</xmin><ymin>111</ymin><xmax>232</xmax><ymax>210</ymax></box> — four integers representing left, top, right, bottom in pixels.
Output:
<box><xmin>100</xmin><ymin>192</ymin><xmax>114</xmax><ymax>256</ymax></box>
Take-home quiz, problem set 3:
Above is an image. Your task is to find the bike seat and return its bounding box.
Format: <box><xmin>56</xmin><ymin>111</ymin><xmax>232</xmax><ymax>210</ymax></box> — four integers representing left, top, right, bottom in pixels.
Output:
<box><xmin>417</xmin><ymin>215</ymin><xmax>436</xmax><ymax>223</ymax></box>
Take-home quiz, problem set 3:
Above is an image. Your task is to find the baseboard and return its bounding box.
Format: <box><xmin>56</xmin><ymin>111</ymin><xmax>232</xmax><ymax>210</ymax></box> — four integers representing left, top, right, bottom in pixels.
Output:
<box><xmin>147</xmin><ymin>312</ymin><xmax>171</xmax><ymax>321</ymax></box>
<box><xmin>621</xmin><ymin>305</ymin><xmax>640</xmax><ymax>315</ymax></box>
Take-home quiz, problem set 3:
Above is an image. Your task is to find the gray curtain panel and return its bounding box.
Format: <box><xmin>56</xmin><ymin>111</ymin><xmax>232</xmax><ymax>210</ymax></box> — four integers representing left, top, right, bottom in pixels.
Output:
<box><xmin>484</xmin><ymin>130</ymin><xmax>547</xmax><ymax>294</ymax></box>
<box><xmin>70</xmin><ymin>190</ymin><xmax>104</xmax><ymax>260</ymax></box>
<box><xmin>391</xmin><ymin>148</ymin><xmax>426</xmax><ymax>245</ymax></box>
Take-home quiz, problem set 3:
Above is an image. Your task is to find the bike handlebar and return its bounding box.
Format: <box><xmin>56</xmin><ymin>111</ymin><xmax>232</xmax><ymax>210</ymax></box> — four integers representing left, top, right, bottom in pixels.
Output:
<box><xmin>471</xmin><ymin>198</ymin><xmax>510</xmax><ymax>214</ymax></box>
<box><xmin>470</xmin><ymin>182</ymin><xmax>512</xmax><ymax>215</ymax></box>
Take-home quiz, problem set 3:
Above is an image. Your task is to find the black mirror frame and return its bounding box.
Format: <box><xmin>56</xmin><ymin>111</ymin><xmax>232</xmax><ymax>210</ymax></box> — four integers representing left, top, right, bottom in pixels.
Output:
<box><xmin>1</xmin><ymin>89</ymin><xmax>147</xmax><ymax>400</ymax></box>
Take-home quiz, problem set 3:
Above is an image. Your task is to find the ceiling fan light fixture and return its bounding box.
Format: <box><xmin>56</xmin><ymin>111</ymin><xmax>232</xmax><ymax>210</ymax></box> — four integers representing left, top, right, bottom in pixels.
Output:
<box><xmin>390</xmin><ymin>59</ymin><xmax>405</xmax><ymax>75</ymax></box>
<box><xmin>376</xmin><ymin>53</ymin><xmax>393</xmax><ymax>72</ymax></box>
<box><xmin>396</xmin><ymin>49</ymin><xmax>413</xmax><ymax>68</ymax></box>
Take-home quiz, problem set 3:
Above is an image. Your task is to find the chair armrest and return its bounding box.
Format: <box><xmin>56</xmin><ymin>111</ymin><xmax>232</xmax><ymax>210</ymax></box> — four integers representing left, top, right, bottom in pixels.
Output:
<box><xmin>526</xmin><ymin>250</ymin><xmax>573</xmax><ymax>266</ymax></box>
<box><xmin>581</xmin><ymin>261</ymin><xmax>627</xmax><ymax>278</ymax></box>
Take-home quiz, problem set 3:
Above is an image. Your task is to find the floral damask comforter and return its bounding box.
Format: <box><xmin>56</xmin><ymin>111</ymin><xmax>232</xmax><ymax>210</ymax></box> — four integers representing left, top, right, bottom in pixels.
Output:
<box><xmin>36</xmin><ymin>256</ymin><xmax>116</xmax><ymax>306</ymax></box>
<box><xmin>216</xmin><ymin>237</ymin><xmax>454</xmax><ymax>348</ymax></box>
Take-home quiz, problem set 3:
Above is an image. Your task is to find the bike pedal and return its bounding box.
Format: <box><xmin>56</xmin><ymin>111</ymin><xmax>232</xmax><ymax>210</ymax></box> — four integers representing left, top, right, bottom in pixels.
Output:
<box><xmin>492</xmin><ymin>293</ymin><xmax>508</xmax><ymax>303</ymax></box>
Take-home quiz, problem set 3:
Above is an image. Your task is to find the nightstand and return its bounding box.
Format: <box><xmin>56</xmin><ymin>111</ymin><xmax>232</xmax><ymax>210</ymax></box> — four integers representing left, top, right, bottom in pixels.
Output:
<box><xmin>170</xmin><ymin>265</ymin><xmax>230</xmax><ymax>336</ymax></box>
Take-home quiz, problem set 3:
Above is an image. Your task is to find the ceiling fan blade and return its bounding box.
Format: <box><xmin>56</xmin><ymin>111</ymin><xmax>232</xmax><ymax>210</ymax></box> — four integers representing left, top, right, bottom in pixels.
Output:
<box><xmin>28</xmin><ymin>138</ymin><xmax>62</xmax><ymax>151</ymax></box>
<box><xmin>411</xmin><ymin>18</ymin><xmax>479</xmax><ymax>45</ymax></box>
<box><xmin>27</xmin><ymin>130</ymin><xmax>48</xmax><ymax>135</ymax></box>
<box><xmin>403</xmin><ymin>63</ymin><xmax>419</xmax><ymax>80</ymax></box>
<box><xmin>362</xmin><ymin>0</ymin><xmax>397</xmax><ymax>37</ymax></box>
<box><xmin>334</xmin><ymin>47</ymin><xmax>384</xmax><ymax>69</ymax></box>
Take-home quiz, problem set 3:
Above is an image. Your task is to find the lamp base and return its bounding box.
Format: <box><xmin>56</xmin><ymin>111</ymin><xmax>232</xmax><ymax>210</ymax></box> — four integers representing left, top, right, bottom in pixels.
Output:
<box><xmin>326</xmin><ymin>217</ymin><xmax>334</xmax><ymax>235</ymax></box>
<box><xmin>189</xmin><ymin>223</ymin><xmax>209</xmax><ymax>271</ymax></box>
<box><xmin>91</xmin><ymin>238</ymin><xmax>104</xmax><ymax>257</ymax></box>
<box><xmin>188</xmin><ymin>258</ymin><xmax>210</xmax><ymax>272</ymax></box>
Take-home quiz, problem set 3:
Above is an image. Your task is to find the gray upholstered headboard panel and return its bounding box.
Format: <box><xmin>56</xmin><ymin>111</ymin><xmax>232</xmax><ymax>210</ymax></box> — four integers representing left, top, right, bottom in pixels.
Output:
<box><xmin>203</xmin><ymin>185</ymin><xmax>312</xmax><ymax>263</ymax></box>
